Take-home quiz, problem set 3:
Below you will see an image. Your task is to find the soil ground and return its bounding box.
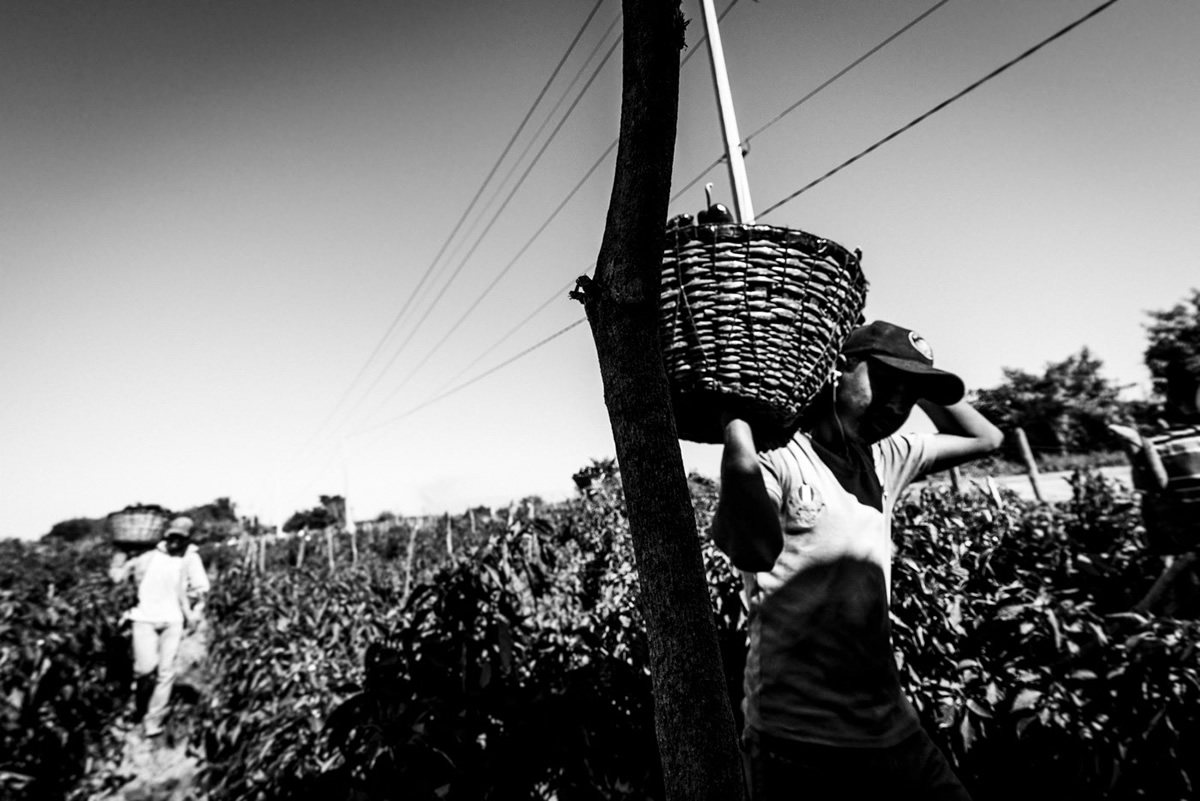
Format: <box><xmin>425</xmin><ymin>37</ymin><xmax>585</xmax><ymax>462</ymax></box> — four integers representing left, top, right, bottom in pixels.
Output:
<box><xmin>89</xmin><ymin>622</ymin><xmax>210</xmax><ymax>801</ymax></box>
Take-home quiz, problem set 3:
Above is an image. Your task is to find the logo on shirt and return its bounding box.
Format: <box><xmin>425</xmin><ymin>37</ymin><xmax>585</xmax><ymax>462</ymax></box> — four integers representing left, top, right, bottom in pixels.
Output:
<box><xmin>787</xmin><ymin>482</ymin><xmax>825</xmax><ymax>528</ymax></box>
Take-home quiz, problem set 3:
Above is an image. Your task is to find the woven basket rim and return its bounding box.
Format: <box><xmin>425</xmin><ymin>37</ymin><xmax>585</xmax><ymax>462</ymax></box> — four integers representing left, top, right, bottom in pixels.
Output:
<box><xmin>666</xmin><ymin>221</ymin><xmax>865</xmax><ymax>272</ymax></box>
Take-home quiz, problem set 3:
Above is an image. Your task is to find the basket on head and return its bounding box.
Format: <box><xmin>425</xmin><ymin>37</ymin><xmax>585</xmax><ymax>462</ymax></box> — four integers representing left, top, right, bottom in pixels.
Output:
<box><xmin>659</xmin><ymin>220</ymin><xmax>868</xmax><ymax>449</ymax></box>
<box><xmin>108</xmin><ymin>508</ymin><xmax>171</xmax><ymax>545</ymax></box>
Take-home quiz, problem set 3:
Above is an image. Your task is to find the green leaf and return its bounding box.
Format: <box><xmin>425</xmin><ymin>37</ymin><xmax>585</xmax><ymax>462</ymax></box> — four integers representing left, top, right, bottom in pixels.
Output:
<box><xmin>1012</xmin><ymin>688</ymin><xmax>1042</xmax><ymax>712</ymax></box>
<box><xmin>967</xmin><ymin>699</ymin><xmax>993</xmax><ymax>719</ymax></box>
<box><xmin>959</xmin><ymin>712</ymin><xmax>976</xmax><ymax>752</ymax></box>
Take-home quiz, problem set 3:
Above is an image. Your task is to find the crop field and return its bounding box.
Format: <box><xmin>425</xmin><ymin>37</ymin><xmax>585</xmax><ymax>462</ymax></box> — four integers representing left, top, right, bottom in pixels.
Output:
<box><xmin>2</xmin><ymin>467</ymin><xmax>1198</xmax><ymax>801</ymax></box>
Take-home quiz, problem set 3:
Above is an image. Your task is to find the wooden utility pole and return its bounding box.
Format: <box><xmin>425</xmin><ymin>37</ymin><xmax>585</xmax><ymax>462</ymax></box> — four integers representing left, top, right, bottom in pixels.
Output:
<box><xmin>573</xmin><ymin>1</ymin><xmax>744</xmax><ymax>797</ymax></box>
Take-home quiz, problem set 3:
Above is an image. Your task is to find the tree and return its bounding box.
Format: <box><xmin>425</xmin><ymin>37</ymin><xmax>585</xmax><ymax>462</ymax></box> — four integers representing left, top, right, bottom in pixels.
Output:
<box><xmin>319</xmin><ymin>495</ymin><xmax>347</xmax><ymax>530</ymax></box>
<box><xmin>571</xmin><ymin>1</ymin><xmax>745</xmax><ymax>797</ymax></box>
<box><xmin>282</xmin><ymin>510</ymin><xmax>311</xmax><ymax>534</ymax></box>
<box><xmin>43</xmin><ymin>517</ymin><xmax>105</xmax><ymax>544</ymax></box>
<box><xmin>1144</xmin><ymin>288</ymin><xmax>1200</xmax><ymax>401</ymax></box>
<box><xmin>184</xmin><ymin>497</ymin><xmax>241</xmax><ymax>543</ymax></box>
<box><xmin>973</xmin><ymin>347</ymin><xmax>1131</xmax><ymax>456</ymax></box>
<box><xmin>283</xmin><ymin>507</ymin><xmax>335</xmax><ymax>534</ymax></box>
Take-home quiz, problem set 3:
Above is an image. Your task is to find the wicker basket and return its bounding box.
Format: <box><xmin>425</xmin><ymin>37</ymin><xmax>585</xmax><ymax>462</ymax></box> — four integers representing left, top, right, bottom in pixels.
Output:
<box><xmin>659</xmin><ymin>221</ymin><xmax>868</xmax><ymax>448</ymax></box>
<box><xmin>108</xmin><ymin>508</ymin><xmax>170</xmax><ymax>545</ymax></box>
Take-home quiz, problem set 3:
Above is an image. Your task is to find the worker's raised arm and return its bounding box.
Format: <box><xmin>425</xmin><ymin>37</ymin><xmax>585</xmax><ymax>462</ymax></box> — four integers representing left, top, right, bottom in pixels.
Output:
<box><xmin>917</xmin><ymin>398</ymin><xmax>1004</xmax><ymax>474</ymax></box>
<box><xmin>710</xmin><ymin>417</ymin><xmax>783</xmax><ymax>573</ymax></box>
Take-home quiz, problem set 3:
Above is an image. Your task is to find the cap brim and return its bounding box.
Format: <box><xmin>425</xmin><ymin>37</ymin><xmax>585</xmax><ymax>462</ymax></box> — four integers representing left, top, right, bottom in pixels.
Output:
<box><xmin>870</xmin><ymin>355</ymin><xmax>965</xmax><ymax>405</ymax></box>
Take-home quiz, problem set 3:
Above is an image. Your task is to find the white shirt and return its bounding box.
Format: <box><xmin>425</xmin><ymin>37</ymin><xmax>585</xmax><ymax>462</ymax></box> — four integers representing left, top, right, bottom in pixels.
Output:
<box><xmin>114</xmin><ymin>542</ymin><xmax>210</xmax><ymax>624</ymax></box>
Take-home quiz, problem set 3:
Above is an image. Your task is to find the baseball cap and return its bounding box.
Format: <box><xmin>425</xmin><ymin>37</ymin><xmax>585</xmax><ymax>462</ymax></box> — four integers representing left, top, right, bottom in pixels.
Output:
<box><xmin>164</xmin><ymin>516</ymin><xmax>195</xmax><ymax>539</ymax></box>
<box><xmin>842</xmin><ymin>320</ymin><xmax>965</xmax><ymax>405</ymax></box>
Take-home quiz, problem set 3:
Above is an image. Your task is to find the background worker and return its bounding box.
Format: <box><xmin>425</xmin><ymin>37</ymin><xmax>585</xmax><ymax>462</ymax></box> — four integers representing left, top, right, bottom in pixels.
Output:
<box><xmin>110</xmin><ymin>514</ymin><xmax>210</xmax><ymax>738</ymax></box>
<box><xmin>712</xmin><ymin>320</ymin><xmax>1003</xmax><ymax>800</ymax></box>
<box><xmin>1110</xmin><ymin>362</ymin><xmax>1200</xmax><ymax>614</ymax></box>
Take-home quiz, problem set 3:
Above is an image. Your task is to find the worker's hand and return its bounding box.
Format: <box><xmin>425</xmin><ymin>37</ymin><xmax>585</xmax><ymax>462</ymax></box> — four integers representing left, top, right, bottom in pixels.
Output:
<box><xmin>108</xmin><ymin>551</ymin><xmax>130</xmax><ymax>583</ymax></box>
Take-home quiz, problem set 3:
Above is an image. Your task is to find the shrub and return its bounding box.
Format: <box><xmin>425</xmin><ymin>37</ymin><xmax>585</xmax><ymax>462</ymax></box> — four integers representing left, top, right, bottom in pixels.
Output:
<box><xmin>892</xmin><ymin>472</ymin><xmax>1199</xmax><ymax>801</ymax></box>
<box><xmin>0</xmin><ymin>539</ymin><xmax>133</xmax><ymax>800</ymax></box>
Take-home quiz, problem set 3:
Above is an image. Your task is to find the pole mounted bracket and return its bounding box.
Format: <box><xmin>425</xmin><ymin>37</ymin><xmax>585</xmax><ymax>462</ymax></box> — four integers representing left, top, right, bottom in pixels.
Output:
<box><xmin>570</xmin><ymin>274</ymin><xmax>595</xmax><ymax>305</ymax></box>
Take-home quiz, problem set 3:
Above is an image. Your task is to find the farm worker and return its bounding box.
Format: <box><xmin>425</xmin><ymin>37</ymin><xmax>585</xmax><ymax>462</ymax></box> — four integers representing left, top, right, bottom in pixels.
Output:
<box><xmin>109</xmin><ymin>514</ymin><xmax>210</xmax><ymax>737</ymax></box>
<box><xmin>711</xmin><ymin>320</ymin><xmax>1003</xmax><ymax>801</ymax></box>
<box><xmin>1109</xmin><ymin>362</ymin><xmax>1200</xmax><ymax>613</ymax></box>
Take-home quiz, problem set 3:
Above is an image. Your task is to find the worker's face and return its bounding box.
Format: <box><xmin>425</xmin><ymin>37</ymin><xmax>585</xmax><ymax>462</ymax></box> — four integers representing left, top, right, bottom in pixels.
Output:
<box><xmin>165</xmin><ymin>535</ymin><xmax>188</xmax><ymax>556</ymax></box>
<box><xmin>837</xmin><ymin>358</ymin><xmax>922</xmax><ymax>443</ymax></box>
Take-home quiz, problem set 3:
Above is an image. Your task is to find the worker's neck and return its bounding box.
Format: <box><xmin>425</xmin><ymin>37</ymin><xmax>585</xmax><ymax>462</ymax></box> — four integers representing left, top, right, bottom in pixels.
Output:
<box><xmin>809</xmin><ymin>411</ymin><xmax>864</xmax><ymax>454</ymax></box>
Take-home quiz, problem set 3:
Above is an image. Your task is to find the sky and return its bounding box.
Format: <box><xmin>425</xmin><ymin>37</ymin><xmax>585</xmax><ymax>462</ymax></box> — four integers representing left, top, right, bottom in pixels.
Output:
<box><xmin>3</xmin><ymin>0</ymin><xmax>1198</xmax><ymax>540</ymax></box>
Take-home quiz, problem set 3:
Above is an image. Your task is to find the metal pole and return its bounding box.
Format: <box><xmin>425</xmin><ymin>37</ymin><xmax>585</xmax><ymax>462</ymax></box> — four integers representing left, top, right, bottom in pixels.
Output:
<box><xmin>700</xmin><ymin>0</ymin><xmax>755</xmax><ymax>223</ymax></box>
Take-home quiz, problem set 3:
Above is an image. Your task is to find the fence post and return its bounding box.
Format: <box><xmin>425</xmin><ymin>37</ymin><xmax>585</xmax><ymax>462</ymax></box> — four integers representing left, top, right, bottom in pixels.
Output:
<box><xmin>949</xmin><ymin>466</ymin><xmax>962</xmax><ymax>495</ymax></box>
<box><xmin>1014</xmin><ymin>427</ymin><xmax>1045</xmax><ymax>502</ymax></box>
<box><xmin>258</xmin><ymin>536</ymin><xmax>267</xmax><ymax>573</ymax></box>
<box><xmin>986</xmin><ymin>476</ymin><xmax>1005</xmax><ymax>509</ymax></box>
<box><xmin>326</xmin><ymin>525</ymin><xmax>336</xmax><ymax>572</ymax></box>
<box><xmin>403</xmin><ymin>520</ymin><xmax>419</xmax><ymax>602</ymax></box>
<box><xmin>296</xmin><ymin>529</ymin><xmax>307</xmax><ymax>568</ymax></box>
<box><xmin>445</xmin><ymin>513</ymin><xmax>454</xmax><ymax>558</ymax></box>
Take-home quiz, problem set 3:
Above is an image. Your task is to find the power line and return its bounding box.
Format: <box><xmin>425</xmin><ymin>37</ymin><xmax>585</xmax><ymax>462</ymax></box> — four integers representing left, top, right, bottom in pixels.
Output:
<box><xmin>681</xmin><ymin>0</ymin><xmax>741</xmax><ymax>69</ymax></box>
<box><xmin>759</xmin><ymin>0</ymin><xmax>1121</xmax><ymax>218</ymax></box>
<box><xmin>742</xmin><ymin>0</ymin><xmax>951</xmax><ymax>146</ymax></box>
<box><xmin>413</xmin><ymin>0</ymin><xmax>719</xmax><ymax>348</ymax></box>
<box><xmin>671</xmin><ymin>0</ymin><xmax>950</xmax><ymax>207</ymax></box>
<box><xmin>433</xmin><ymin>276</ymin><xmax>583</xmax><ymax>394</ymax></box>
<box><xmin>298</xmin><ymin>278</ymin><xmax>587</xmax><ymax>495</ymax></box>
<box><xmin>346</xmin><ymin>36</ymin><xmax>622</xmax><ymax>431</ymax></box>
<box><xmin>288</xmin><ymin>0</ymin><xmax>607</xmax><ymax>462</ymax></box>
<box><xmin>360</xmin><ymin>0</ymin><xmax>743</xmax><ymax>423</ymax></box>
<box><xmin>355</xmin><ymin>318</ymin><xmax>589</xmax><ymax>435</ymax></box>
<box><xmin>319</xmin><ymin>0</ymin><xmax>745</xmax><ymax>449</ymax></box>
<box><xmin>671</xmin><ymin>155</ymin><xmax>725</xmax><ymax>204</ymax></box>
<box><xmin>362</xmin><ymin>140</ymin><xmax>618</xmax><ymax>423</ymax></box>
<box><xmin>432</xmin><ymin>13</ymin><xmax>619</xmax><ymax>287</ymax></box>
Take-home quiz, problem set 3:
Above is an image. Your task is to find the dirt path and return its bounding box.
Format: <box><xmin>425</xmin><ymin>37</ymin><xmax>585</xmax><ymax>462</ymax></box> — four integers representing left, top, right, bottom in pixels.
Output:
<box><xmin>94</xmin><ymin>730</ymin><xmax>202</xmax><ymax>801</ymax></box>
<box><xmin>90</xmin><ymin>623</ymin><xmax>210</xmax><ymax>801</ymax></box>
<box><xmin>913</xmin><ymin>465</ymin><xmax>1132</xmax><ymax>503</ymax></box>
